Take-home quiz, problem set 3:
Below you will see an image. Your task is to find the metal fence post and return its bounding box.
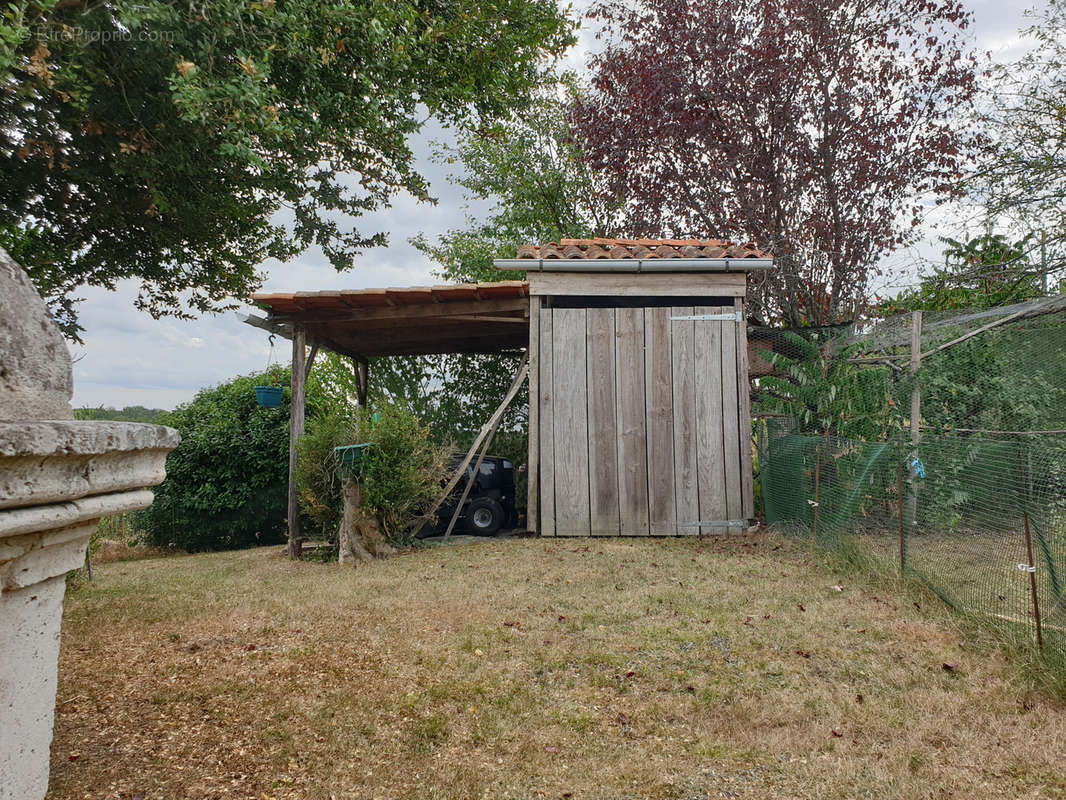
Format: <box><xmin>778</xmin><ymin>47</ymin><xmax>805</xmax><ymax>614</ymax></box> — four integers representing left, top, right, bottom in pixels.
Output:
<box><xmin>1023</xmin><ymin>511</ymin><xmax>1044</xmax><ymax>649</ymax></box>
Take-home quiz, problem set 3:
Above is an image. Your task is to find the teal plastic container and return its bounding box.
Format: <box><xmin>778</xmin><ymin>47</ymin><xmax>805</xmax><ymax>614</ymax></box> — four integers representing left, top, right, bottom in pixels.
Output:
<box><xmin>254</xmin><ymin>386</ymin><xmax>284</xmax><ymax>408</ymax></box>
<box><xmin>334</xmin><ymin>443</ymin><xmax>373</xmax><ymax>473</ymax></box>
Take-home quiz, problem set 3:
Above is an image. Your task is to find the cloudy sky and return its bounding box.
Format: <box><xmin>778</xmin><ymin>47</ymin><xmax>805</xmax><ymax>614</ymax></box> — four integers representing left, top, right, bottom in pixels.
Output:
<box><xmin>67</xmin><ymin>0</ymin><xmax>1044</xmax><ymax>410</ymax></box>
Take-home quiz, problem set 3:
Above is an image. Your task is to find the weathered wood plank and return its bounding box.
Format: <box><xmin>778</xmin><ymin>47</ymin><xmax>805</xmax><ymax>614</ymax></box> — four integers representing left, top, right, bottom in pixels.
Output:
<box><xmin>615</xmin><ymin>307</ymin><xmax>650</xmax><ymax>536</ymax></box>
<box><xmin>539</xmin><ymin>308</ymin><xmax>556</xmax><ymax>537</ymax></box>
<box><xmin>644</xmin><ymin>307</ymin><xmax>676</xmax><ymax>535</ymax></box>
<box><xmin>297</xmin><ymin>296</ymin><xmax>529</xmax><ymax>323</ymax></box>
<box><xmin>528</xmin><ymin>272</ymin><xmax>746</xmax><ymax>297</ymax></box>
<box><xmin>527</xmin><ymin>299</ymin><xmax>540</xmax><ymax>533</ymax></box>
<box><xmin>419</xmin><ymin>355</ymin><xmax>529</xmax><ymax>527</ymax></box>
<box><xmin>694</xmin><ymin>309</ymin><xmax>726</xmax><ymax>534</ymax></box>
<box><xmin>287</xmin><ymin>324</ymin><xmax>307</xmax><ymax>558</ymax></box>
<box><xmin>720</xmin><ymin>308</ymin><xmax>742</xmax><ymax>521</ymax></box>
<box><xmin>670</xmin><ymin>307</ymin><xmax>699</xmax><ymax>536</ymax></box>
<box><xmin>586</xmin><ymin>307</ymin><xmax>620</xmax><ymax>536</ymax></box>
<box><xmin>551</xmin><ymin>308</ymin><xmax>591</xmax><ymax>535</ymax></box>
<box><xmin>735</xmin><ymin>298</ymin><xmax>754</xmax><ymax>519</ymax></box>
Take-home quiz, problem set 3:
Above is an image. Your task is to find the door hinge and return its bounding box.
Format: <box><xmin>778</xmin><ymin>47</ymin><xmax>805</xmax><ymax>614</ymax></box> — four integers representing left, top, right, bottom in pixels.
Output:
<box><xmin>676</xmin><ymin>519</ymin><xmax>749</xmax><ymax>528</ymax></box>
<box><xmin>669</xmin><ymin>311</ymin><xmax>743</xmax><ymax>323</ymax></box>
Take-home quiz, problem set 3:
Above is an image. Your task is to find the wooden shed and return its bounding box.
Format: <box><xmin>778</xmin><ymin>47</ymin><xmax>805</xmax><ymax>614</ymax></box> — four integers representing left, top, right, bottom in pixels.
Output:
<box><xmin>495</xmin><ymin>238</ymin><xmax>773</xmax><ymax>537</ymax></box>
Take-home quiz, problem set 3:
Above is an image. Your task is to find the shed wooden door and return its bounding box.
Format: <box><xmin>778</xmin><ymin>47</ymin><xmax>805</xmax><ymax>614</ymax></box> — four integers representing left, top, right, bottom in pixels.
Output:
<box><xmin>537</xmin><ymin>301</ymin><xmax>753</xmax><ymax>536</ymax></box>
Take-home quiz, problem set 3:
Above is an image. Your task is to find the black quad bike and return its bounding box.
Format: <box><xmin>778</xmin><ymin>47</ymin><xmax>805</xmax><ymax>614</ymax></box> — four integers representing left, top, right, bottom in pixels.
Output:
<box><xmin>425</xmin><ymin>454</ymin><xmax>519</xmax><ymax>537</ymax></box>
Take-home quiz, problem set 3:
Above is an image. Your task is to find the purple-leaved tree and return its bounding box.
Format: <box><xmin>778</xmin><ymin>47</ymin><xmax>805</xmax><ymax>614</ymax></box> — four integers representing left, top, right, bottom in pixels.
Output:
<box><xmin>575</xmin><ymin>0</ymin><xmax>982</xmax><ymax>326</ymax></box>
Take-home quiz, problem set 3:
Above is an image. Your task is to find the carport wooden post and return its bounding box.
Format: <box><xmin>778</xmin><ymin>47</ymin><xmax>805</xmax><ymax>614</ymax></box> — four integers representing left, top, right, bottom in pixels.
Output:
<box><xmin>287</xmin><ymin>323</ymin><xmax>307</xmax><ymax>559</ymax></box>
<box><xmin>351</xmin><ymin>357</ymin><xmax>369</xmax><ymax>408</ymax></box>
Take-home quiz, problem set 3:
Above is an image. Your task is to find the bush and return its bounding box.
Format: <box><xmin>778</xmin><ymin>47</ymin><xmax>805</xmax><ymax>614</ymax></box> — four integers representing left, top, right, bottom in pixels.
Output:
<box><xmin>296</xmin><ymin>403</ymin><xmax>449</xmax><ymax>548</ymax></box>
<box><xmin>137</xmin><ymin>366</ymin><xmax>332</xmax><ymax>551</ymax></box>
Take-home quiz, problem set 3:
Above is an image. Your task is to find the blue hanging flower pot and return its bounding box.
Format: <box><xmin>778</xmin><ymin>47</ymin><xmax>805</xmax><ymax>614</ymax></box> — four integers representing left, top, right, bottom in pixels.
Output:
<box><xmin>254</xmin><ymin>385</ymin><xmax>284</xmax><ymax>408</ymax></box>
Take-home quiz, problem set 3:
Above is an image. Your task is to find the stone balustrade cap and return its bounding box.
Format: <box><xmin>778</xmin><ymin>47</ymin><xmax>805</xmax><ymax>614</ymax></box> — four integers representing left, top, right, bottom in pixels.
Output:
<box><xmin>0</xmin><ymin>420</ymin><xmax>180</xmax><ymax>457</ymax></box>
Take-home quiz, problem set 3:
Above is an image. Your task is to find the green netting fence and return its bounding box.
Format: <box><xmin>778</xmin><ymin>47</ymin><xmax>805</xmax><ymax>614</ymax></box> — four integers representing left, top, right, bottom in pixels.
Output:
<box><xmin>756</xmin><ymin>296</ymin><xmax>1066</xmax><ymax>652</ymax></box>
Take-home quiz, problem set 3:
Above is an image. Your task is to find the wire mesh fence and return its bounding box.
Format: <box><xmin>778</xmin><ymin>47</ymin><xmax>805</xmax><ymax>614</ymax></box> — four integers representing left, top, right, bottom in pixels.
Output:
<box><xmin>756</xmin><ymin>295</ymin><xmax>1066</xmax><ymax>655</ymax></box>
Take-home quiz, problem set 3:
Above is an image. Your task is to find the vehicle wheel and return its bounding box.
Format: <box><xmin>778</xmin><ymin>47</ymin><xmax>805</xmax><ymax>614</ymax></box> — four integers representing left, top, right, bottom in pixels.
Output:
<box><xmin>467</xmin><ymin>497</ymin><xmax>505</xmax><ymax>536</ymax></box>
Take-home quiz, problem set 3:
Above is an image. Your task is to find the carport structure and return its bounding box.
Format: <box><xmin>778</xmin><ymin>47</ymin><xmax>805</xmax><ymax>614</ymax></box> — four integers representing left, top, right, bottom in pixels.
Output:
<box><xmin>247</xmin><ymin>237</ymin><xmax>774</xmax><ymax>551</ymax></box>
<box><xmin>246</xmin><ymin>280</ymin><xmax>531</xmax><ymax>555</ymax></box>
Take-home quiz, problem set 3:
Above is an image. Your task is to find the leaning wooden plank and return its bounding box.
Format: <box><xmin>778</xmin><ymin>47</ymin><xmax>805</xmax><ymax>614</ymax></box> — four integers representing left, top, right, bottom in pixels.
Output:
<box><xmin>304</xmin><ymin>344</ymin><xmax>319</xmax><ymax>382</ymax></box>
<box><xmin>539</xmin><ymin>310</ymin><xmax>556</xmax><ymax>537</ymax></box>
<box><xmin>671</xmin><ymin>307</ymin><xmax>699</xmax><ymax>536</ymax></box>
<box><xmin>551</xmin><ymin>308</ymin><xmax>591</xmax><ymax>535</ymax></box>
<box><xmin>720</xmin><ymin>308</ymin><xmax>742</xmax><ymax>521</ymax></box>
<box><xmin>615</xmin><ymin>307</ymin><xmax>650</xmax><ymax>536</ymax></box>
<box><xmin>443</xmin><ymin>415</ymin><xmax>500</xmax><ymax>540</ymax></box>
<box><xmin>735</xmin><ymin>298</ymin><xmax>754</xmax><ymax>519</ymax></box>
<box><xmin>421</xmin><ymin>353</ymin><xmax>529</xmax><ymax>526</ymax></box>
<box><xmin>528</xmin><ymin>272</ymin><xmax>746</xmax><ymax>297</ymax></box>
<box><xmin>694</xmin><ymin>309</ymin><xmax>726</xmax><ymax>534</ymax></box>
<box><xmin>442</xmin><ymin>355</ymin><xmax>529</xmax><ymax>540</ymax></box>
<box><xmin>526</xmin><ymin>300</ymin><xmax>540</xmax><ymax>534</ymax></box>
<box><xmin>586</xmin><ymin>307</ymin><xmax>620</xmax><ymax>536</ymax></box>
<box><xmin>645</xmin><ymin>307</ymin><xmax>676</xmax><ymax>535</ymax></box>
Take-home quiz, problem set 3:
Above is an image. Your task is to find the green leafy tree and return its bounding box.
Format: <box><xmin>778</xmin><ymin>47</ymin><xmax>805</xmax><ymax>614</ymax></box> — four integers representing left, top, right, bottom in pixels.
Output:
<box><xmin>422</xmin><ymin>72</ymin><xmax>625</xmax><ymax>274</ymax></box>
<box><xmin>755</xmin><ymin>331</ymin><xmax>902</xmax><ymax>441</ymax></box>
<box><xmin>973</xmin><ymin>0</ymin><xmax>1066</xmax><ymax>291</ymax></box>
<box><xmin>876</xmin><ymin>233</ymin><xmax>1044</xmax><ymax>314</ymax></box>
<box><xmin>358</xmin><ymin>74</ymin><xmax>622</xmax><ymax>495</ymax></box>
<box><xmin>0</xmin><ymin>0</ymin><xmax>575</xmax><ymax>336</ymax></box>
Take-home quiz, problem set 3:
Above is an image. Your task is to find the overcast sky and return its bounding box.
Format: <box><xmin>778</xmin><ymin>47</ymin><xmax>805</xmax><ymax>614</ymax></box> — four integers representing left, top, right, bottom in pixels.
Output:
<box><xmin>67</xmin><ymin>0</ymin><xmax>1044</xmax><ymax>410</ymax></box>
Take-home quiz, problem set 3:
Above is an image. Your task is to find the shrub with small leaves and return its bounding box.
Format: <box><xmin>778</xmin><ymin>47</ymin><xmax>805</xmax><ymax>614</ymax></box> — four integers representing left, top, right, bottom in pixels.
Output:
<box><xmin>297</xmin><ymin>403</ymin><xmax>449</xmax><ymax>549</ymax></box>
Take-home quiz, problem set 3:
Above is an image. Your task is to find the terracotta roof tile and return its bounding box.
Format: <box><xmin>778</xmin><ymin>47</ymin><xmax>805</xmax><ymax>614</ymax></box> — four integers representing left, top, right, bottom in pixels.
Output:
<box><xmin>517</xmin><ymin>238</ymin><xmax>772</xmax><ymax>260</ymax></box>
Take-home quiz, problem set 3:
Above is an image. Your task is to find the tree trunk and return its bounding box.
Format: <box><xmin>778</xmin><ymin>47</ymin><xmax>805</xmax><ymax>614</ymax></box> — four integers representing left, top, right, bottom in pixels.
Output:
<box><xmin>337</xmin><ymin>477</ymin><xmax>395</xmax><ymax>564</ymax></box>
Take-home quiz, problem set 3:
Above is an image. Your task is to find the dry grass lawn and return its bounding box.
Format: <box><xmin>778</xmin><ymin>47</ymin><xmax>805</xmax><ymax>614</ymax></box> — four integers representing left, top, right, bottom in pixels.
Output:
<box><xmin>48</xmin><ymin>533</ymin><xmax>1066</xmax><ymax>800</ymax></box>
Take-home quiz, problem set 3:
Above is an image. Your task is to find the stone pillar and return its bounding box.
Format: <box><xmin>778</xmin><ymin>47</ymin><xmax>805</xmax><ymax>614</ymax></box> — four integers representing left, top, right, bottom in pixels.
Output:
<box><xmin>0</xmin><ymin>250</ymin><xmax>180</xmax><ymax>800</ymax></box>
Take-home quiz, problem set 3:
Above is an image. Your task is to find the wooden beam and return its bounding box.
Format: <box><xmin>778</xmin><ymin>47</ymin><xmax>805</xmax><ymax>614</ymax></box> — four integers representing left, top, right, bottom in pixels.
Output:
<box><xmin>420</xmin><ymin>354</ymin><xmax>530</xmax><ymax>529</ymax></box>
<box><xmin>357</xmin><ymin>359</ymin><xmax>368</xmax><ymax>408</ymax></box>
<box><xmin>287</xmin><ymin>297</ymin><xmax>529</xmax><ymax>324</ymax></box>
<box><xmin>316</xmin><ymin>321</ymin><xmax>522</xmax><ymax>345</ymax></box>
<box><xmin>287</xmin><ymin>324</ymin><xmax>307</xmax><ymax>559</ymax></box>
<box><xmin>919</xmin><ymin>304</ymin><xmax>1035</xmax><ymax>360</ymax></box>
<box><xmin>904</xmin><ymin>311</ymin><xmax>922</xmax><ymax>535</ymax></box>
<box><xmin>442</xmin><ymin>354</ymin><xmax>530</xmax><ymax>540</ymax></box>
<box><xmin>539</xmin><ymin>310</ymin><xmax>555</xmax><ymax>537</ymax></box>
<box><xmin>318</xmin><ymin>331</ymin><xmax>528</xmax><ymax>358</ymax></box>
<box><xmin>365</xmin><ymin>342</ymin><xmax>526</xmax><ymax>357</ymax></box>
<box><xmin>528</xmin><ymin>271</ymin><xmax>746</xmax><ymax>297</ymax></box>
<box><xmin>304</xmin><ymin>344</ymin><xmax>319</xmax><ymax>382</ymax></box>
<box><xmin>527</xmin><ymin>300</ymin><xmax>540</xmax><ymax>534</ymax></box>
<box><xmin>442</xmin><ymin>314</ymin><xmax>529</xmax><ymax>324</ymax></box>
<box><xmin>735</xmin><ymin>298</ymin><xmax>755</xmax><ymax>519</ymax></box>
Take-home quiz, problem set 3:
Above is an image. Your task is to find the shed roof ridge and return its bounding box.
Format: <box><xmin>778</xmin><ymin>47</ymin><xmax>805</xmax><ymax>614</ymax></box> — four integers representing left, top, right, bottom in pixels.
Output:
<box><xmin>521</xmin><ymin>238</ymin><xmax>772</xmax><ymax>260</ymax></box>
